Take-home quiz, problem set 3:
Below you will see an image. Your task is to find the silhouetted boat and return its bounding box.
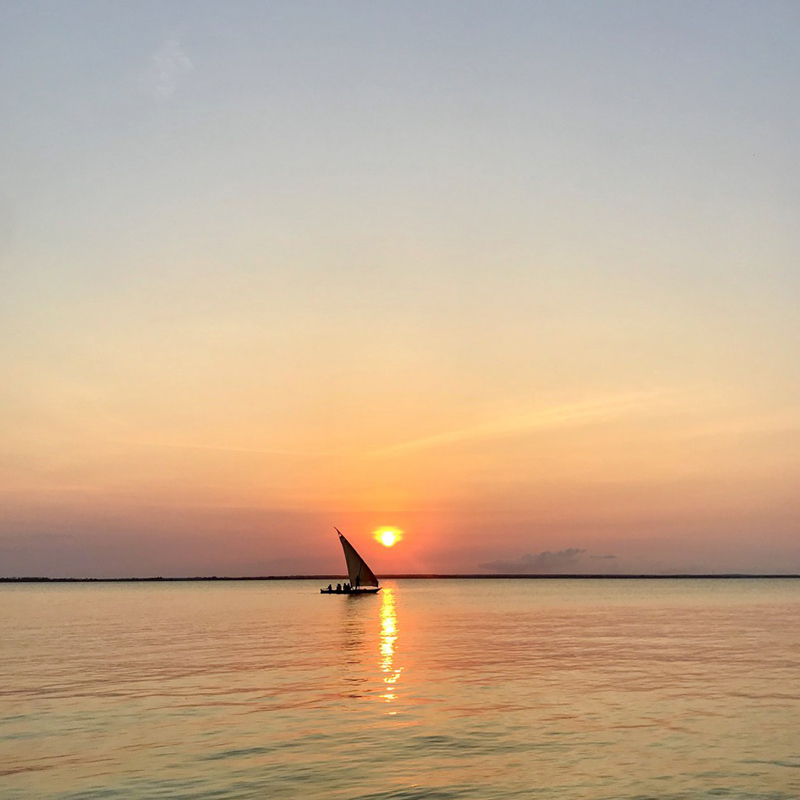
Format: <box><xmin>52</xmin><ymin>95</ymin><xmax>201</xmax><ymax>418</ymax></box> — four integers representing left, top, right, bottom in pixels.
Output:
<box><xmin>320</xmin><ymin>528</ymin><xmax>381</xmax><ymax>595</ymax></box>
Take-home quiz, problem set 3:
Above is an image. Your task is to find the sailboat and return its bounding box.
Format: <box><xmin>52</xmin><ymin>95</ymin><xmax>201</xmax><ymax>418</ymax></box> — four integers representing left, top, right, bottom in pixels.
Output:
<box><xmin>320</xmin><ymin>528</ymin><xmax>381</xmax><ymax>595</ymax></box>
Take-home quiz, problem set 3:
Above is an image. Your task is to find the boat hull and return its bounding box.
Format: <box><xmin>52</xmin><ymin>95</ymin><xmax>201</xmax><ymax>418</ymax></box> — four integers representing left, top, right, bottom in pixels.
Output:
<box><xmin>319</xmin><ymin>587</ymin><xmax>380</xmax><ymax>595</ymax></box>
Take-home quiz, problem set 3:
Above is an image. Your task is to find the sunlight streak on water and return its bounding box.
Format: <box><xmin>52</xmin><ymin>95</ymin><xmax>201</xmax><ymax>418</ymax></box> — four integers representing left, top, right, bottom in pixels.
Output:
<box><xmin>380</xmin><ymin>588</ymin><xmax>402</xmax><ymax>703</ymax></box>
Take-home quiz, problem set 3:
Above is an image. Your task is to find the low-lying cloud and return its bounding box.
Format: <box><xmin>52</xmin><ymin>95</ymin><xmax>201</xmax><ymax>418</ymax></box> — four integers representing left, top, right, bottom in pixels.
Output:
<box><xmin>481</xmin><ymin>547</ymin><xmax>593</xmax><ymax>573</ymax></box>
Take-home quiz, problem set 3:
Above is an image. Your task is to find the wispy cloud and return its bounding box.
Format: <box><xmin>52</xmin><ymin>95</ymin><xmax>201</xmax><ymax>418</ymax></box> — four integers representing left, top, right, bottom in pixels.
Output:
<box><xmin>142</xmin><ymin>39</ymin><xmax>193</xmax><ymax>99</ymax></box>
<box><xmin>371</xmin><ymin>390</ymin><xmax>670</xmax><ymax>457</ymax></box>
<box><xmin>116</xmin><ymin>439</ymin><xmax>327</xmax><ymax>459</ymax></box>
<box><xmin>480</xmin><ymin>548</ymin><xmax>588</xmax><ymax>574</ymax></box>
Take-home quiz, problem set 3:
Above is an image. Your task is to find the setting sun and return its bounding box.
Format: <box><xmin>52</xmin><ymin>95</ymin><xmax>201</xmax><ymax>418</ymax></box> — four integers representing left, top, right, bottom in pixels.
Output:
<box><xmin>375</xmin><ymin>527</ymin><xmax>403</xmax><ymax>548</ymax></box>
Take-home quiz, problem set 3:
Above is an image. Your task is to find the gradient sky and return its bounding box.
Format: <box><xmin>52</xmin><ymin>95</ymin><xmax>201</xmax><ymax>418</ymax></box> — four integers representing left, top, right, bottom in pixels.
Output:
<box><xmin>2</xmin><ymin>1</ymin><xmax>799</xmax><ymax>577</ymax></box>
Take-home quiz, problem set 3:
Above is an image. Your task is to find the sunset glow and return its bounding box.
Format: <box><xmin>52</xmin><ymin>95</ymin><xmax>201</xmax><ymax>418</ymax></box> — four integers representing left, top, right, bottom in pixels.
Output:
<box><xmin>375</xmin><ymin>528</ymin><xmax>402</xmax><ymax>548</ymax></box>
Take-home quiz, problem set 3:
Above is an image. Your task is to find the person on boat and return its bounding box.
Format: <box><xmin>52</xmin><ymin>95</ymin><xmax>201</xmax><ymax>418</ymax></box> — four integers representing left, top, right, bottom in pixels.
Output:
<box><xmin>327</xmin><ymin>584</ymin><xmax>332</xmax><ymax>592</ymax></box>
<box><xmin>344</xmin><ymin>583</ymin><xmax>350</xmax><ymax>592</ymax></box>
<box><xmin>336</xmin><ymin>583</ymin><xmax>342</xmax><ymax>593</ymax></box>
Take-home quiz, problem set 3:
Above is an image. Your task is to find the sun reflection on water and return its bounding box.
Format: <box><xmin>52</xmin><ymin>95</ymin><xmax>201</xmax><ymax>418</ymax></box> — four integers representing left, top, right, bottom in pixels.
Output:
<box><xmin>379</xmin><ymin>587</ymin><xmax>402</xmax><ymax>703</ymax></box>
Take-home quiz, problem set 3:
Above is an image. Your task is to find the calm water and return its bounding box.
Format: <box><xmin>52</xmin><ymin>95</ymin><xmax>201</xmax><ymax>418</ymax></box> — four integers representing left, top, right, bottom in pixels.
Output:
<box><xmin>2</xmin><ymin>579</ymin><xmax>799</xmax><ymax>800</ymax></box>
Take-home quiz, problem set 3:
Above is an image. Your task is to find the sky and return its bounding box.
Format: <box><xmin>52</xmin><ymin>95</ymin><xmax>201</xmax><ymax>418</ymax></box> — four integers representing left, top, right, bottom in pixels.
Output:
<box><xmin>2</xmin><ymin>1</ymin><xmax>799</xmax><ymax>577</ymax></box>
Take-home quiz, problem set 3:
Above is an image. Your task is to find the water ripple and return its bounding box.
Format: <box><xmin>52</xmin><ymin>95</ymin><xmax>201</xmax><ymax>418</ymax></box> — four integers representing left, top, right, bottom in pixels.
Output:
<box><xmin>2</xmin><ymin>579</ymin><xmax>799</xmax><ymax>800</ymax></box>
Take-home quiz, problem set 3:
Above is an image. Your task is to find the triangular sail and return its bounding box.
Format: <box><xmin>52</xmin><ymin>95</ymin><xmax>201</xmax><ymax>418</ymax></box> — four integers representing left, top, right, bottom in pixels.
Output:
<box><xmin>336</xmin><ymin>528</ymin><xmax>379</xmax><ymax>588</ymax></box>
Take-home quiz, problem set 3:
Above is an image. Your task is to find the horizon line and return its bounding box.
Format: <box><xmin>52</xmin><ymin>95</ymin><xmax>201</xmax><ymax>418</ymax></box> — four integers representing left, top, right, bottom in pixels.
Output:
<box><xmin>2</xmin><ymin>574</ymin><xmax>800</xmax><ymax>582</ymax></box>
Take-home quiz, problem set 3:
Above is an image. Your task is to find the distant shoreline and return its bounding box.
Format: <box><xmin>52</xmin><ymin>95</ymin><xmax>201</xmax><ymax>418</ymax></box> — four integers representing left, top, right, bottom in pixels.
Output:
<box><xmin>1</xmin><ymin>574</ymin><xmax>799</xmax><ymax>582</ymax></box>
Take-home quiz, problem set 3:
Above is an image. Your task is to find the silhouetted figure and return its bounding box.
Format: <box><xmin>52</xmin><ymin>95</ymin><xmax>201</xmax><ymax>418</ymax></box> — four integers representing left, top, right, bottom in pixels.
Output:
<box><xmin>344</xmin><ymin>583</ymin><xmax>350</xmax><ymax>592</ymax></box>
<box><xmin>336</xmin><ymin>583</ymin><xmax>342</xmax><ymax>593</ymax></box>
<box><xmin>327</xmin><ymin>584</ymin><xmax>332</xmax><ymax>592</ymax></box>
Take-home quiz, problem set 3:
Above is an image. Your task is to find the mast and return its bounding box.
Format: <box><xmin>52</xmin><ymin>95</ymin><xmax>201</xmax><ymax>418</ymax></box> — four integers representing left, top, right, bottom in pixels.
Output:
<box><xmin>335</xmin><ymin>528</ymin><xmax>379</xmax><ymax>589</ymax></box>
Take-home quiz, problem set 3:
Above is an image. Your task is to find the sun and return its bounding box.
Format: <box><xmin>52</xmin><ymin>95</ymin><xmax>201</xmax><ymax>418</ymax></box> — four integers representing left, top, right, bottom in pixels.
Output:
<box><xmin>374</xmin><ymin>527</ymin><xmax>402</xmax><ymax>547</ymax></box>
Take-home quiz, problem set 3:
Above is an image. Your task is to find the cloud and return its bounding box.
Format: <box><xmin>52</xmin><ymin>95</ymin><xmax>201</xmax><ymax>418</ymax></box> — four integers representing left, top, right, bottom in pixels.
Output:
<box><xmin>371</xmin><ymin>390</ymin><xmax>671</xmax><ymax>457</ymax></box>
<box><xmin>480</xmin><ymin>548</ymin><xmax>587</xmax><ymax>573</ymax></box>
<box><xmin>116</xmin><ymin>438</ymin><xmax>327</xmax><ymax>458</ymax></box>
<box><xmin>142</xmin><ymin>39</ymin><xmax>193</xmax><ymax>99</ymax></box>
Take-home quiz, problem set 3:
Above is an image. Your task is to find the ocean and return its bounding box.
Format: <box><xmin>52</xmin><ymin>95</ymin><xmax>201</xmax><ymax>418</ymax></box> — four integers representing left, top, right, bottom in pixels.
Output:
<box><xmin>2</xmin><ymin>578</ymin><xmax>799</xmax><ymax>800</ymax></box>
